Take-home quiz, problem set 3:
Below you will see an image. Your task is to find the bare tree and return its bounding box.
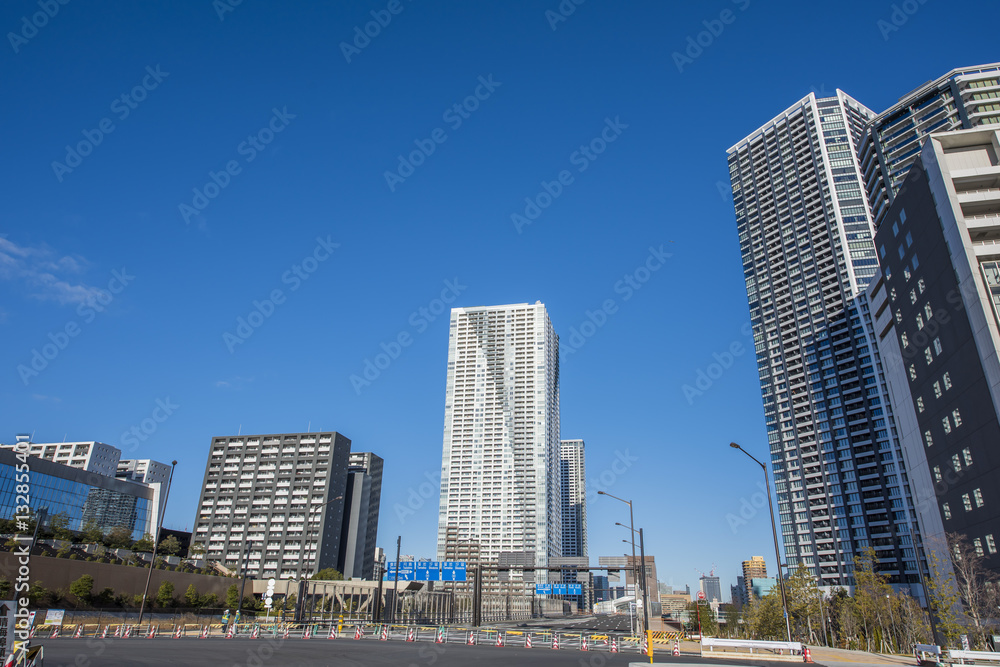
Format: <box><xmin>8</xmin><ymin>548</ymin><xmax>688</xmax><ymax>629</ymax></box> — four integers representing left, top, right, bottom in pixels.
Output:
<box><xmin>948</xmin><ymin>532</ymin><xmax>1000</xmax><ymax>649</ymax></box>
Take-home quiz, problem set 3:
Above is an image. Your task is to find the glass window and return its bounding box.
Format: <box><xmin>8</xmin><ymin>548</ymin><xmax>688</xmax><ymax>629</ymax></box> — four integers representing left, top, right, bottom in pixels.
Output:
<box><xmin>901</xmin><ymin>332</ymin><xmax>909</xmax><ymax>348</ymax></box>
<box><xmin>917</xmin><ymin>396</ymin><xmax>925</xmax><ymax>413</ymax></box>
<box><xmin>924</xmin><ymin>430</ymin><xmax>933</xmax><ymax>447</ymax></box>
<box><xmin>916</xmin><ymin>314</ymin><xmax>924</xmax><ymax>330</ymax></box>
<box><xmin>934</xmin><ymin>381</ymin><xmax>942</xmax><ymax>398</ymax></box>
<box><xmin>933</xmin><ymin>338</ymin><xmax>942</xmax><ymax>354</ymax></box>
<box><xmin>925</xmin><ymin>348</ymin><xmax>933</xmax><ymax>365</ymax></box>
<box><xmin>917</xmin><ymin>278</ymin><xmax>925</xmax><ymax>294</ymax></box>
<box><xmin>910</xmin><ymin>364</ymin><xmax>917</xmax><ymax>381</ymax></box>
<box><xmin>963</xmin><ymin>494</ymin><xmax>972</xmax><ymax>512</ymax></box>
<box><xmin>987</xmin><ymin>534</ymin><xmax>997</xmax><ymax>554</ymax></box>
<box><xmin>910</xmin><ymin>289</ymin><xmax>917</xmax><ymax>304</ymax></box>
<box><xmin>943</xmin><ymin>416</ymin><xmax>952</xmax><ymax>434</ymax></box>
<box><xmin>943</xmin><ymin>502</ymin><xmax>951</xmax><ymax>519</ymax></box>
<box><xmin>974</xmin><ymin>488</ymin><xmax>984</xmax><ymax>507</ymax></box>
<box><xmin>953</xmin><ymin>409</ymin><xmax>963</xmax><ymax>427</ymax></box>
<box><xmin>974</xmin><ymin>538</ymin><xmax>984</xmax><ymax>557</ymax></box>
<box><xmin>963</xmin><ymin>448</ymin><xmax>973</xmax><ymax>466</ymax></box>
<box><xmin>933</xmin><ymin>466</ymin><xmax>942</xmax><ymax>482</ymax></box>
<box><xmin>943</xmin><ymin>372</ymin><xmax>952</xmax><ymax>390</ymax></box>
<box><xmin>952</xmin><ymin>454</ymin><xmax>963</xmax><ymax>472</ymax></box>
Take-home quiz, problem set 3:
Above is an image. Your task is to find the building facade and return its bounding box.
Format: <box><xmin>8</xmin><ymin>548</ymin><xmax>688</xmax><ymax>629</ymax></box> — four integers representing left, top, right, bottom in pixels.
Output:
<box><xmin>858</xmin><ymin>64</ymin><xmax>1000</xmax><ymax>229</ymax></box>
<box><xmin>437</xmin><ymin>302</ymin><xmax>562</xmax><ymax>584</ymax></box>
<box><xmin>0</xmin><ymin>440</ymin><xmax>122</xmax><ymax>478</ymax></box>
<box><xmin>741</xmin><ymin>556</ymin><xmax>767</xmax><ymax>602</ymax></box>
<box><xmin>0</xmin><ymin>447</ymin><xmax>159</xmax><ymax>539</ymax></box>
<box><xmin>341</xmin><ymin>452</ymin><xmax>383</xmax><ymax>579</ymax></box>
<box><xmin>728</xmin><ymin>92</ymin><xmax>924</xmax><ymax>595</ymax></box>
<box><xmin>192</xmin><ymin>431</ymin><xmax>352</xmax><ymax>579</ymax></box>
<box><xmin>559</xmin><ymin>439</ymin><xmax>587</xmax><ymax>558</ymax></box>
<box><xmin>867</xmin><ymin>128</ymin><xmax>1000</xmax><ymax>572</ymax></box>
<box><xmin>116</xmin><ymin>459</ymin><xmax>172</xmax><ymax>485</ymax></box>
<box><xmin>699</xmin><ymin>575</ymin><xmax>722</xmax><ymax>604</ymax></box>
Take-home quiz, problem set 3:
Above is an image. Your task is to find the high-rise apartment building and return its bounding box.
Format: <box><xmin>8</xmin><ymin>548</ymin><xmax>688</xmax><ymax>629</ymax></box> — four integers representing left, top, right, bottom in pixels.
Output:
<box><xmin>858</xmin><ymin>64</ymin><xmax>1000</xmax><ymax>229</ymax></box>
<box><xmin>341</xmin><ymin>451</ymin><xmax>383</xmax><ymax>579</ymax></box>
<box><xmin>728</xmin><ymin>92</ymin><xmax>924</xmax><ymax>595</ymax></box>
<box><xmin>741</xmin><ymin>555</ymin><xmax>767</xmax><ymax>601</ymax></box>
<box><xmin>192</xmin><ymin>431</ymin><xmax>353</xmax><ymax>579</ymax></box>
<box><xmin>559</xmin><ymin>439</ymin><xmax>587</xmax><ymax>558</ymax></box>
<box><xmin>867</xmin><ymin>128</ymin><xmax>1000</xmax><ymax>572</ymax></box>
<box><xmin>436</xmin><ymin>302</ymin><xmax>562</xmax><ymax>583</ymax></box>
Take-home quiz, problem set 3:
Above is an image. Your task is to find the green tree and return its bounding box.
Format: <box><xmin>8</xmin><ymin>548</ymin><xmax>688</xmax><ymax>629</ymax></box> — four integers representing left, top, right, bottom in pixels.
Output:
<box><xmin>0</xmin><ymin>578</ymin><xmax>11</xmax><ymax>597</ymax></box>
<box><xmin>225</xmin><ymin>584</ymin><xmax>240</xmax><ymax>610</ymax></box>
<box><xmin>104</xmin><ymin>525</ymin><xmax>133</xmax><ymax>548</ymax></box>
<box><xmin>743</xmin><ymin>590</ymin><xmax>785</xmax><ymax>640</ymax></box>
<box><xmin>69</xmin><ymin>574</ymin><xmax>94</xmax><ymax>605</ymax></box>
<box><xmin>49</xmin><ymin>512</ymin><xmax>75</xmax><ymax>541</ymax></box>
<box><xmin>80</xmin><ymin>520</ymin><xmax>105</xmax><ymax>544</ymax></box>
<box><xmin>786</xmin><ymin>563</ymin><xmax>827</xmax><ymax>643</ymax></box>
<box><xmin>722</xmin><ymin>604</ymin><xmax>741</xmax><ymax>637</ymax></box>
<box><xmin>199</xmin><ymin>592</ymin><xmax>219</xmax><ymax>608</ymax></box>
<box><xmin>158</xmin><ymin>535</ymin><xmax>181</xmax><ymax>555</ymax></box>
<box><xmin>184</xmin><ymin>584</ymin><xmax>200</xmax><ymax>607</ymax></box>
<box><xmin>155</xmin><ymin>581</ymin><xmax>175</xmax><ymax>607</ymax></box>
<box><xmin>310</xmin><ymin>568</ymin><xmax>343</xmax><ymax>581</ymax></box>
<box><xmin>94</xmin><ymin>587</ymin><xmax>116</xmax><ymax>606</ymax></box>
<box><xmin>133</xmin><ymin>533</ymin><xmax>155</xmax><ymax>552</ymax></box>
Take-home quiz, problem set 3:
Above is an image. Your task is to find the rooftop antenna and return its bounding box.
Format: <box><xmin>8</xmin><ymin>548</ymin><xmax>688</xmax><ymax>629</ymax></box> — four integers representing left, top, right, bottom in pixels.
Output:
<box><xmin>238</xmin><ymin>424</ymin><xmax>242</xmax><ymax>435</ymax></box>
<box><xmin>307</xmin><ymin>421</ymin><xmax>311</xmax><ymax>433</ymax></box>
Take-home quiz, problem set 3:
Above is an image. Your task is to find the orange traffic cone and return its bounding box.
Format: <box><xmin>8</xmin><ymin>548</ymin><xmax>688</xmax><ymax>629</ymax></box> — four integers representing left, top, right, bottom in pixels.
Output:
<box><xmin>804</xmin><ymin>646</ymin><xmax>814</xmax><ymax>663</ymax></box>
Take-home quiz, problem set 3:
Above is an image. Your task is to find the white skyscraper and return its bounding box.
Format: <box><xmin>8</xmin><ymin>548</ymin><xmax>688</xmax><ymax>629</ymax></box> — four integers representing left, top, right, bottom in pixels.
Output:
<box><xmin>560</xmin><ymin>439</ymin><xmax>587</xmax><ymax>558</ymax></box>
<box><xmin>437</xmin><ymin>302</ymin><xmax>562</xmax><ymax>578</ymax></box>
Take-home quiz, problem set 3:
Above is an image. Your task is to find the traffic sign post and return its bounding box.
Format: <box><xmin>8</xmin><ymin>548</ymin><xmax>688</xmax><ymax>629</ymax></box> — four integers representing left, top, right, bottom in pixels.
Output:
<box><xmin>385</xmin><ymin>561</ymin><xmax>467</xmax><ymax>582</ymax></box>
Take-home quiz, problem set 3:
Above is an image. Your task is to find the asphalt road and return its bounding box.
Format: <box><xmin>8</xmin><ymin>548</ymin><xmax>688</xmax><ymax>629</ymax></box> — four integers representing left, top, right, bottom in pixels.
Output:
<box><xmin>37</xmin><ymin>636</ymin><xmax>645</xmax><ymax>666</ymax></box>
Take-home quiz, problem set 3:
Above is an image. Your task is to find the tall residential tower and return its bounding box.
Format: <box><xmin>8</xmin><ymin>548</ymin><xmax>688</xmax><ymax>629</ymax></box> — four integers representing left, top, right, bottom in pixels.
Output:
<box><xmin>437</xmin><ymin>302</ymin><xmax>562</xmax><ymax>584</ymax></box>
<box><xmin>728</xmin><ymin>92</ymin><xmax>924</xmax><ymax>596</ymax></box>
<box><xmin>559</xmin><ymin>439</ymin><xmax>587</xmax><ymax>558</ymax></box>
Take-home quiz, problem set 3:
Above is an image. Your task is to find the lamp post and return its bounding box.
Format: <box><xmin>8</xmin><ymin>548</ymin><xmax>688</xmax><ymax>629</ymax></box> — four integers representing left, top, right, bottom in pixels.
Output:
<box><xmin>729</xmin><ymin>442</ymin><xmax>791</xmax><ymax>642</ymax></box>
<box><xmin>616</xmin><ymin>522</ymin><xmax>652</xmax><ymax>636</ymax></box>
<box><xmin>296</xmin><ymin>494</ymin><xmax>343</xmax><ymax>623</ymax></box>
<box><xmin>137</xmin><ymin>460</ymin><xmax>177</xmax><ymax>626</ymax></box>
<box><xmin>598</xmin><ymin>491</ymin><xmax>647</xmax><ymax>636</ymax></box>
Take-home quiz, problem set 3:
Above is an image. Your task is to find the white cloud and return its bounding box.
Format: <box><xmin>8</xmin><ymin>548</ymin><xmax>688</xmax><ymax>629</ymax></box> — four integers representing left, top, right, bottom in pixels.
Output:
<box><xmin>0</xmin><ymin>237</ymin><xmax>104</xmax><ymax>305</ymax></box>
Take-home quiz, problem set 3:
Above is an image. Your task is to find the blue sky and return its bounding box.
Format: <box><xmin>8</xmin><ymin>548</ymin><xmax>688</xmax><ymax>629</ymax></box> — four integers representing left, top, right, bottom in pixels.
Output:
<box><xmin>3</xmin><ymin>0</ymin><xmax>997</xmax><ymax>596</ymax></box>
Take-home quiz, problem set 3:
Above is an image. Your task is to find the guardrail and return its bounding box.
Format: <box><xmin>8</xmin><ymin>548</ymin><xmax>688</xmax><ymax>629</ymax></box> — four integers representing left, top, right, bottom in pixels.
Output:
<box><xmin>34</xmin><ymin>621</ymin><xmax>650</xmax><ymax>655</ymax></box>
<box><xmin>701</xmin><ymin>637</ymin><xmax>804</xmax><ymax>661</ymax></box>
<box><xmin>949</xmin><ymin>649</ymin><xmax>1000</xmax><ymax>664</ymax></box>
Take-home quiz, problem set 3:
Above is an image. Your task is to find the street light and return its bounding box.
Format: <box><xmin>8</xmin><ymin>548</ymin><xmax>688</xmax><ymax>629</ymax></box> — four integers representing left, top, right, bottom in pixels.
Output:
<box><xmin>597</xmin><ymin>491</ymin><xmax>649</xmax><ymax>636</ymax></box>
<box><xmin>137</xmin><ymin>460</ymin><xmax>177</xmax><ymax>626</ymax></box>
<box><xmin>729</xmin><ymin>442</ymin><xmax>791</xmax><ymax>642</ymax></box>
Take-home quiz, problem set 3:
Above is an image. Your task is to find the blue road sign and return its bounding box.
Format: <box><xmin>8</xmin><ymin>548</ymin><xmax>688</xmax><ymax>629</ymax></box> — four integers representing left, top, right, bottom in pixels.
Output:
<box><xmin>535</xmin><ymin>583</ymin><xmax>582</xmax><ymax>595</ymax></box>
<box><xmin>385</xmin><ymin>561</ymin><xmax>466</xmax><ymax>582</ymax></box>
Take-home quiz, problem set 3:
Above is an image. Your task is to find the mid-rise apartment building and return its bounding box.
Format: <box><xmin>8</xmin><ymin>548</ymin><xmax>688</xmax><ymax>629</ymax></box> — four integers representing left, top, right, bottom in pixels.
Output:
<box><xmin>0</xmin><ymin>440</ymin><xmax>121</xmax><ymax>478</ymax></box>
<box><xmin>437</xmin><ymin>302</ymin><xmax>562</xmax><ymax>587</ymax></box>
<box><xmin>192</xmin><ymin>431</ymin><xmax>353</xmax><ymax>579</ymax></box>
<box><xmin>116</xmin><ymin>458</ymin><xmax>172</xmax><ymax>485</ymax></box>
<box><xmin>867</xmin><ymin>128</ymin><xmax>1000</xmax><ymax>572</ymax></box>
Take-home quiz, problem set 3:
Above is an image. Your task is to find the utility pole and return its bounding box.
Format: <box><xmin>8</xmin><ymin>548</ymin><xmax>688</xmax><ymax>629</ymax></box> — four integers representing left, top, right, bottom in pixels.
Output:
<box><xmin>391</xmin><ymin>536</ymin><xmax>401</xmax><ymax>624</ymax></box>
<box><xmin>373</xmin><ymin>556</ymin><xmax>385</xmax><ymax>622</ymax></box>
